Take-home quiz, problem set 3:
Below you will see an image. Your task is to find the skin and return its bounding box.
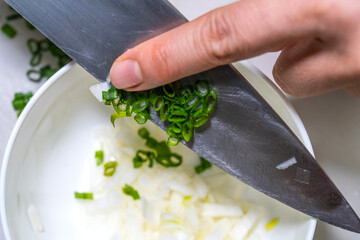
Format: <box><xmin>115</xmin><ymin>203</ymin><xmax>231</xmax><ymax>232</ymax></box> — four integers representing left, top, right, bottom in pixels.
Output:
<box><xmin>110</xmin><ymin>0</ymin><xmax>360</xmax><ymax>97</ymax></box>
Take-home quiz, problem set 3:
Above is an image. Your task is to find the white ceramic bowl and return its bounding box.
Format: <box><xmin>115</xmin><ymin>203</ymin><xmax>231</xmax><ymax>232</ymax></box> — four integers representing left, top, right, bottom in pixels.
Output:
<box><xmin>0</xmin><ymin>62</ymin><xmax>316</xmax><ymax>240</ymax></box>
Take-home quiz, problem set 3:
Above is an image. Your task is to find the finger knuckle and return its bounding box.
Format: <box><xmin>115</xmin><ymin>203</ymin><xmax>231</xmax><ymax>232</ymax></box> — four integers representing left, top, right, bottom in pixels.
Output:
<box><xmin>200</xmin><ymin>13</ymin><xmax>238</xmax><ymax>64</ymax></box>
<box><xmin>151</xmin><ymin>44</ymin><xmax>174</xmax><ymax>81</ymax></box>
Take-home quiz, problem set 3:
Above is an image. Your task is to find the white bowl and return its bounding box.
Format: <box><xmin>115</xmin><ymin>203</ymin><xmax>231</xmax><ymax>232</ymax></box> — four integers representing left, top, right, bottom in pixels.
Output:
<box><xmin>1</xmin><ymin>62</ymin><xmax>316</xmax><ymax>239</ymax></box>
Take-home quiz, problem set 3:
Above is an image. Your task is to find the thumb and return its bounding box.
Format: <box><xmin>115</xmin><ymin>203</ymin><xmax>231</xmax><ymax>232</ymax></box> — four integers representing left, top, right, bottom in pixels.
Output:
<box><xmin>110</xmin><ymin>0</ymin><xmax>318</xmax><ymax>90</ymax></box>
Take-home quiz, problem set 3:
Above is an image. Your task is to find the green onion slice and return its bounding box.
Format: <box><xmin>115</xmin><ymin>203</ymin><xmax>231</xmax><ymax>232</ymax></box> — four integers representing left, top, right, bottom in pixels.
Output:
<box><xmin>26</xmin><ymin>69</ymin><xmax>42</xmax><ymax>82</ymax></box>
<box><xmin>171</xmin><ymin>122</ymin><xmax>182</xmax><ymax>134</ymax></box>
<box><xmin>104</xmin><ymin>161</ymin><xmax>118</xmax><ymax>177</ymax></box>
<box><xmin>195</xmin><ymin>80</ymin><xmax>210</xmax><ymax>97</ymax></box>
<box><xmin>122</xmin><ymin>184</ymin><xmax>140</xmax><ymax>200</ymax></box>
<box><xmin>138</xmin><ymin>127</ymin><xmax>150</xmax><ymax>139</ymax></box>
<box><xmin>168</xmin><ymin>110</ymin><xmax>188</xmax><ymax>123</ymax></box>
<box><xmin>27</xmin><ymin>39</ymin><xmax>40</xmax><ymax>54</ymax></box>
<box><xmin>160</xmin><ymin>101</ymin><xmax>170</xmax><ymax>121</ymax></box>
<box><xmin>195</xmin><ymin>157</ymin><xmax>212</xmax><ymax>173</ymax></box>
<box><xmin>205</xmin><ymin>89</ymin><xmax>217</xmax><ymax>114</ymax></box>
<box><xmin>134</xmin><ymin>111</ymin><xmax>150</xmax><ymax>124</ymax></box>
<box><xmin>6</xmin><ymin>13</ymin><xmax>22</xmax><ymax>21</ymax></box>
<box><xmin>185</xmin><ymin>94</ymin><xmax>199</xmax><ymax>110</ymax></box>
<box><xmin>182</xmin><ymin>121</ymin><xmax>194</xmax><ymax>142</ymax></box>
<box><xmin>133</xmin><ymin>98</ymin><xmax>149</xmax><ymax>113</ymax></box>
<box><xmin>194</xmin><ymin>114</ymin><xmax>209</xmax><ymax>128</ymax></box>
<box><xmin>95</xmin><ymin>150</ymin><xmax>104</xmax><ymax>166</ymax></box>
<box><xmin>1</xmin><ymin>24</ymin><xmax>17</xmax><ymax>38</ymax></box>
<box><xmin>102</xmin><ymin>88</ymin><xmax>118</xmax><ymax>100</ymax></box>
<box><xmin>163</xmin><ymin>83</ymin><xmax>176</xmax><ymax>98</ymax></box>
<box><xmin>30</xmin><ymin>53</ymin><xmax>42</xmax><ymax>67</ymax></box>
<box><xmin>167</xmin><ymin>134</ymin><xmax>180</xmax><ymax>146</ymax></box>
<box><xmin>74</xmin><ymin>192</ymin><xmax>93</xmax><ymax>200</ymax></box>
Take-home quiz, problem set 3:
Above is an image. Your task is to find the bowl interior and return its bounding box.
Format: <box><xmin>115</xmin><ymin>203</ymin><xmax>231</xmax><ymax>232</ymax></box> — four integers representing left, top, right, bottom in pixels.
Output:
<box><xmin>1</xmin><ymin>63</ymin><xmax>316</xmax><ymax>240</ymax></box>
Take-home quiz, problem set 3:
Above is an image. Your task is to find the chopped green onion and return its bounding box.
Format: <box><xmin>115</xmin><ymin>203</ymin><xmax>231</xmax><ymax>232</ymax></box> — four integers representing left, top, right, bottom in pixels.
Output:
<box><xmin>1</xmin><ymin>23</ymin><xmax>17</xmax><ymax>38</ymax></box>
<box><xmin>171</xmin><ymin>122</ymin><xmax>182</xmax><ymax>134</ymax></box>
<box><xmin>30</xmin><ymin>53</ymin><xmax>42</xmax><ymax>67</ymax></box>
<box><xmin>26</xmin><ymin>70</ymin><xmax>42</xmax><ymax>82</ymax></box>
<box><xmin>145</xmin><ymin>137</ymin><xmax>158</xmax><ymax>149</ymax></box>
<box><xmin>95</xmin><ymin>150</ymin><xmax>104</xmax><ymax>166</ymax></box>
<box><xmin>138</xmin><ymin>127</ymin><xmax>150</xmax><ymax>139</ymax></box>
<box><xmin>74</xmin><ymin>192</ymin><xmax>93</xmax><ymax>200</ymax></box>
<box><xmin>194</xmin><ymin>114</ymin><xmax>209</xmax><ymax>128</ymax></box>
<box><xmin>134</xmin><ymin>111</ymin><xmax>150</xmax><ymax>124</ymax></box>
<box><xmin>152</xmin><ymin>95</ymin><xmax>164</xmax><ymax>111</ymax></box>
<box><xmin>191</xmin><ymin>99</ymin><xmax>205</xmax><ymax>118</ymax></box>
<box><xmin>195</xmin><ymin>157</ymin><xmax>212</xmax><ymax>174</ymax></box>
<box><xmin>168</xmin><ymin>110</ymin><xmax>188</xmax><ymax>123</ymax></box>
<box><xmin>195</xmin><ymin>80</ymin><xmax>209</xmax><ymax>97</ymax></box>
<box><xmin>167</xmin><ymin>134</ymin><xmax>181</xmax><ymax>146</ymax></box>
<box><xmin>265</xmin><ymin>218</ymin><xmax>279</xmax><ymax>231</ymax></box>
<box><xmin>104</xmin><ymin>161</ymin><xmax>118</xmax><ymax>177</ymax></box>
<box><xmin>122</xmin><ymin>184</ymin><xmax>140</xmax><ymax>200</ymax></box>
<box><xmin>133</xmin><ymin>98</ymin><xmax>149</xmax><ymax>113</ymax></box>
<box><xmin>102</xmin><ymin>88</ymin><xmax>118</xmax><ymax>100</ymax></box>
<box><xmin>182</xmin><ymin>121</ymin><xmax>194</xmax><ymax>142</ymax></box>
<box><xmin>40</xmin><ymin>65</ymin><xmax>57</xmax><ymax>79</ymax></box>
<box><xmin>39</xmin><ymin>39</ymin><xmax>50</xmax><ymax>51</ymax></box>
<box><xmin>133</xmin><ymin>150</ymin><xmax>154</xmax><ymax>168</ymax></box>
<box><xmin>185</xmin><ymin>94</ymin><xmax>199</xmax><ymax>110</ymax></box>
<box><xmin>12</xmin><ymin>92</ymin><xmax>33</xmax><ymax>117</ymax></box>
<box><xmin>27</xmin><ymin>39</ymin><xmax>40</xmax><ymax>54</ymax></box>
<box><xmin>160</xmin><ymin>101</ymin><xmax>170</xmax><ymax>121</ymax></box>
<box><xmin>6</xmin><ymin>13</ymin><xmax>22</xmax><ymax>21</ymax></box>
<box><xmin>163</xmin><ymin>83</ymin><xmax>175</xmax><ymax>98</ymax></box>
<box><xmin>205</xmin><ymin>89</ymin><xmax>217</xmax><ymax>114</ymax></box>
<box><xmin>104</xmin><ymin>79</ymin><xmax>217</xmax><ymax>145</ymax></box>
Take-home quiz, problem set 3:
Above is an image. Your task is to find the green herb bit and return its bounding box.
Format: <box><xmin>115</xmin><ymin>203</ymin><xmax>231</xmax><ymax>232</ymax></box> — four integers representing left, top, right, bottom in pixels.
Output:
<box><xmin>40</xmin><ymin>65</ymin><xmax>57</xmax><ymax>79</ymax></box>
<box><xmin>95</xmin><ymin>150</ymin><xmax>104</xmax><ymax>166</ymax></box>
<box><xmin>1</xmin><ymin>24</ymin><xmax>17</xmax><ymax>38</ymax></box>
<box><xmin>138</xmin><ymin>127</ymin><xmax>150</xmax><ymax>139</ymax></box>
<box><xmin>30</xmin><ymin>52</ymin><xmax>42</xmax><ymax>67</ymax></box>
<box><xmin>102</xmin><ymin>87</ymin><xmax>118</xmax><ymax>100</ymax></box>
<box><xmin>12</xmin><ymin>92</ymin><xmax>33</xmax><ymax>117</ymax></box>
<box><xmin>26</xmin><ymin>69</ymin><xmax>42</xmax><ymax>82</ymax></box>
<box><xmin>104</xmin><ymin>161</ymin><xmax>118</xmax><ymax>177</ymax></box>
<box><xmin>122</xmin><ymin>184</ymin><xmax>140</xmax><ymax>200</ymax></box>
<box><xmin>27</xmin><ymin>39</ymin><xmax>40</xmax><ymax>54</ymax></box>
<box><xmin>195</xmin><ymin>157</ymin><xmax>212</xmax><ymax>174</ymax></box>
<box><xmin>265</xmin><ymin>218</ymin><xmax>279</xmax><ymax>231</ymax></box>
<box><xmin>6</xmin><ymin>13</ymin><xmax>22</xmax><ymax>21</ymax></box>
<box><xmin>134</xmin><ymin>111</ymin><xmax>150</xmax><ymax>124</ymax></box>
<box><xmin>133</xmin><ymin>150</ymin><xmax>154</xmax><ymax>168</ymax></box>
<box><xmin>74</xmin><ymin>192</ymin><xmax>93</xmax><ymax>200</ymax></box>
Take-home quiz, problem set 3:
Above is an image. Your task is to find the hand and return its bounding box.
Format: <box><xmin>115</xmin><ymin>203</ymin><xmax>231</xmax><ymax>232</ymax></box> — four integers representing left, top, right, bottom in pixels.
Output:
<box><xmin>110</xmin><ymin>0</ymin><xmax>360</xmax><ymax>97</ymax></box>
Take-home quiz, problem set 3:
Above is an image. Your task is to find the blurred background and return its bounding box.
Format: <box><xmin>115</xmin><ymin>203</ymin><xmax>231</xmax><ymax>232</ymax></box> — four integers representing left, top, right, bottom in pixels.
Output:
<box><xmin>0</xmin><ymin>0</ymin><xmax>360</xmax><ymax>239</ymax></box>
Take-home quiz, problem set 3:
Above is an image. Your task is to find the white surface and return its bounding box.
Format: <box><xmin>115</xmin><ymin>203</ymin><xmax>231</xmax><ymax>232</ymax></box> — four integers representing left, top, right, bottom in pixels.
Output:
<box><xmin>1</xmin><ymin>62</ymin><xmax>315</xmax><ymax>240</ymax></box>
<box><xmin>0</xmin><ymin>0</ymin><xmax>359</xmax><ymax>239</ymax></box>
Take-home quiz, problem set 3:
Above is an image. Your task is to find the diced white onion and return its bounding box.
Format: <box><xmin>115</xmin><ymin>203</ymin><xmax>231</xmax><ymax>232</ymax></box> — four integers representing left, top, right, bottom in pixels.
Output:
<box><xmin>27</xmin><ymin>205</ymin><xmax>44</xmax><ymax>233</ymax></box>
<box><xmin>89</xmin><ymin>82</ymin><xmax>111</xmax><ymax>102</ymax></box>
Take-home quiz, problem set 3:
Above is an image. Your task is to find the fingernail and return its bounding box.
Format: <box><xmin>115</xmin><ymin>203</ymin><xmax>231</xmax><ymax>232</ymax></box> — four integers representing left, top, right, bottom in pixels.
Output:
<box><xmin>110</xmin><ymin>59</ymin><xmax>143</xmax><ymax>89</ymax></box>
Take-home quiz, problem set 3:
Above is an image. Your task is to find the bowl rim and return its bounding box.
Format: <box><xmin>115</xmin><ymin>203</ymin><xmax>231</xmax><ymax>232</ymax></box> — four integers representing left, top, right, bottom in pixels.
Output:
<box><xmin>0</xmin><ymin>62</ymin><xmax>75</xmax><ymax>240</ymax></box>
<box><xmin>0</xmin><ymin>61</ymin><xmax>317</xmax><ymax>239</ymax></box>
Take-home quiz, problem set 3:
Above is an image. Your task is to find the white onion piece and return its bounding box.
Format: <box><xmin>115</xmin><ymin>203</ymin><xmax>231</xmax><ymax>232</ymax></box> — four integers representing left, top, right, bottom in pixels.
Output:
<box><xmin>229</xmin><ymin>206</ymin><xmax>263</xmax><ymax>239</ymax></box>
<box><xmin>27</xmin><ymin>205</ymin><xmax>44</xmax><ymax>233</ymax></box>
<box><xmin>204</xmin><ymin>218</ymin><xmax>232</xmax><ymax>240</ymax></box>
<box><xmin>89</xmin><ymin>82</ymin><xmax>111</xmax><ymax>102</ymax></box>
<box><xmin>201</xmin><ymin>203</ymin><xmax>244</xmax><ymax>217</ymax></box>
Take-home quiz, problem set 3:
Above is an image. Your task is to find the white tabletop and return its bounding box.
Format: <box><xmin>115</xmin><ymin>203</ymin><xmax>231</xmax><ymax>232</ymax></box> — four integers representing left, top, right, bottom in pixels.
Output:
<box><xmin>1</xmin><ymin>1</ymin><xmax>360</xmax><ymax>239</ymax></box>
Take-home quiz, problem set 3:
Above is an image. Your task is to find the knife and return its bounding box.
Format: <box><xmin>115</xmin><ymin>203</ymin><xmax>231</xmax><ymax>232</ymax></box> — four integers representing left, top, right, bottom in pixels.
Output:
<box><xmin>6</xmin><ymin>0</ymin><xmax>360</xmax><ymax>233</ymax></box>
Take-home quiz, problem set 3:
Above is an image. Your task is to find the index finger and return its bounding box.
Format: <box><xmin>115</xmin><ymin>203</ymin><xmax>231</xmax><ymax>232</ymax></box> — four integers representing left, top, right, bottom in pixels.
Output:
<box><xmin>110</xmin><ymin>0</ymin><xmax>320</xmax><ymax>90</ymax></box>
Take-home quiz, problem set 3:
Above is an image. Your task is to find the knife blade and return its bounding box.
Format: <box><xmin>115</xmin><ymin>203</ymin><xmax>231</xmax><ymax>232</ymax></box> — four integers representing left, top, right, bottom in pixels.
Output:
<box><xmin>6</xmin><ymin>0</ymin><xmax>360</xmax><ymax>233</ymax></box>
